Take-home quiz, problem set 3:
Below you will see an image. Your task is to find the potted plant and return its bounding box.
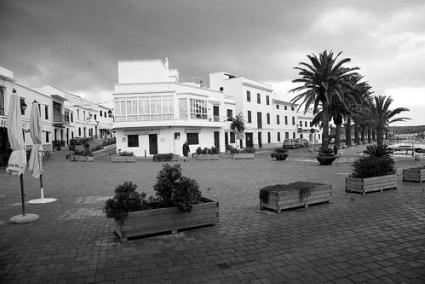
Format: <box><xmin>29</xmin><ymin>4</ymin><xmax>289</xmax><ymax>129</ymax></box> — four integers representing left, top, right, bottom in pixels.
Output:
<box><xmin>70</xmin><ymin>143</ymin><xmax>93</xmax><ymax>162</ymax></box>
<box><xmin>194</xmin><ymin>146</ymin><xmax>220</xmax><ymax>160</ymax></box>
<box><xmin>104</xmin><ymin>164</ymin><xmax>219</xmax><ymax>241</ymax></box>
<box><xmin>316</xmin><ymin>147</ymin><xmax>336</xmax><ymax>165</ymax></box>
<box><xmin>152</xmin><ymin>153</ymin><xmax>177</xmax><ymax>162</ymax></box>
<box><xmin>346</xmin><ymin>145</ymin><xmax>397</xmax><ymax>195</ymax></box>
<box><xmin>271</xmin><ymin>148</ymin><xmax>288</xmax><ymax>161</ymax></box>
<box><xmin>259</xmin><ymin>182</ymin><xmax>332</xmax><ymax>212</ymax></box>
<box><xmin>403</xmin><ymin>166</ymin><xmax>425</xmax><ymax>183</ymax></box>
<box><xmin>111</xmin><ymin>150</ymin><xmax>136</xmax><ymax>163</ymax></box>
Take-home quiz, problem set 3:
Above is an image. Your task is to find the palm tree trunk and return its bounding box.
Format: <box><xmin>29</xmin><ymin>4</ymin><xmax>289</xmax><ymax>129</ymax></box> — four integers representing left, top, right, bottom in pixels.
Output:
<box><xmin>367</xmin><ymin>128</ymin><xmax>372</xmax><ymax>143</ymax></box>
<box><xmin>335</xmin><ymin>123</ymin><xmax>341</xmax><ymax>148</ymax></box>
<box><xmin>360</xmin><ymin>127</ymin><xmax>365</xmax><ymax>144</ymax></box>
<box><xmin>372</xmin><ymin>129</ymin><xmax>376</xmax><ymax>142</ymax></box>
<box><xmin>345</xmin><ymin>117</ymin><xmax>352</xmax><ymax>147</ymax></box>
<box><xmin>321</xmin><ymin>105</ymin><xmax>330</xmax><ymax>149</ymax></box>
<box><xmin>377</xmin><ymin>126</ymin><xmax>384</xmax><ymax>147</ymax></box>
<box><xmin>354</xmin><ymin>124</ymin><xmax>360</xmax><ymax>145</ymax></box>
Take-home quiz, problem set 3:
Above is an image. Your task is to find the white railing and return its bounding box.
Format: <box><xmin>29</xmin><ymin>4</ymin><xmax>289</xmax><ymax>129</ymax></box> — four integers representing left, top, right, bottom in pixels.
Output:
<box><xmin>114</xmin><ymin>114</ymin><xmax>228</xmax><ymax>123</ymax></box>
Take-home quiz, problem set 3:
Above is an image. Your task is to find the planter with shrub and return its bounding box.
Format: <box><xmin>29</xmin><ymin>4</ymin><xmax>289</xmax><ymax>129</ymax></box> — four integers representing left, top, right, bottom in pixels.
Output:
<box><xmin>153</xmin><ymin>153</ymin><xmax>178</xmax><ymax>162</ymax></box>
<box><xmin>194</xmin><ymin>147</ymin><xmax>220</xmax><ymax>160</ymax></box>
<box><xmin>316</xmin><ymin>147</ymin><xmax>336</xmax><ymax>165</ymax></box>
<box><xmin>70</xmin><ymin>143</ymin><xmax>93</xmax><ymax>162</ymax></box>
<box><xmin>232</xmin><ymin>148</ymin><xmax>256</xmax><ymax>160</ymax></box>
<box><xmin>271</xmin><ymin>148</ymin><xmax>288</xmax><ymax>161</ymax></box>
<box><xmin>346</xmin><ymin>145</ymin><xmax>397</xmax><ymax>195</ymax></box>
<box><xmin>259</xmin><ymin>182</ymin><xmax>332</xmax><ymax>213</ymax></box>
<box><xmin>111</xmin><ymin>151</ymin><xmax>136</xmax><ymax>163</ymax></box>
<box><xmin>402</xmin><ymin>166</ymin><xmax>425</xmax><ymax>183</ymax></box>
<box><xmin>104</xmin><ymin>164</ymin><xmax>219</xmax><ymax>241</ymax></box>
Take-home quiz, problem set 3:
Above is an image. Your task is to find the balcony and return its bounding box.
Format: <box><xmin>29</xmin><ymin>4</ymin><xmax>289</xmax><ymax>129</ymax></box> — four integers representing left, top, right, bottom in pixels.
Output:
<box><xmin>53</xmin><ymin>113</ymin><xmax>70</xmax><ymax>126</ymax></box>
<box><xmin>114</xmin><ymin>113</ymin><xmax>227</xmax><ymax>129</ymax></box>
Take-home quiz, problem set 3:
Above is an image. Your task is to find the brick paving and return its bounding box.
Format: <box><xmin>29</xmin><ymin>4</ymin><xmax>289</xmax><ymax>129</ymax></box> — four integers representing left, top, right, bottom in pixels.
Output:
<box><xmin>0</xmin><ymin>146</ymin><xmax>424</xmax><ymax>283</ymax></box>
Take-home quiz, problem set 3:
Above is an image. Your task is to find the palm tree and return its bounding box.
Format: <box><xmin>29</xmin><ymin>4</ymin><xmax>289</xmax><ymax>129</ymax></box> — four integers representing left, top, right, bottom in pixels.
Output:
<box><xmin>290</xmin><ymin>50</ymin><xmax>359</xmax><ymax>149</ymax></box>
<box><xmin>230</xmin><ymin>112</ymin><xmax>245</xmax><ymax>134</ymax></box>
<box><xmin>369</xmin><ymin>95</ymin><xmax>410</xmax><ymax>147</ymax></box>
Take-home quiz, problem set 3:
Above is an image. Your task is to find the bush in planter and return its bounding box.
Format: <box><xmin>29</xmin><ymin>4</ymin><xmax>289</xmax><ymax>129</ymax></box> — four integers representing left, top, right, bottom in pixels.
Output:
<box><xmin>196</xmin><ymin>147</ymin><xmax>202</xmax><ymax>155</ymax></box>
<box><xmin>119</xmin><ymin>151</ymin><xmax>134</xmax><ymax>156</ymax></box>
<box><xmin>352</xmin><ymin>145</ymin><xmax>395</xmax><ymax>178</ymax></box>
<box><xmin>317</xmin><ymin>147</ymin><xmax>336</xmax><ymax>165</ymax></box>
<box><xmin>259</xmin><ymin>182</ymin><xmax>320</xmax><ymax>203</ymax></box>
<box><xmin>239</xmin><ymin>148</ymin><xmax>256</xmax><ymax>154</ymax></box>
<box><xmin>153</xmin><ymin>153</ymin><xmax>174</xmax><ymax>162</ymax></box>
<box><xmin>104</xmin><ymin>182</ymin><xmax>150</xmax><ymax>223</ymax></box>
<box><xmin>271</xmin><ymin>148</ymin><xmax>288</xmax><ymax>160</ymax></box>
<box><xmin>74</xmin><ymin>149</ymin><xmax>93</xmax><ymax>157</ymax></box>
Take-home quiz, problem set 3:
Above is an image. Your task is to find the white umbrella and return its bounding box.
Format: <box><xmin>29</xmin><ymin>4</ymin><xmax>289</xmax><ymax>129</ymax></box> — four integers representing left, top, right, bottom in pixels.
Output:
<box><xmin>7</xmin><ymin>89</ymin><xmax>39</xmax><ymax>223</ymax></box>
<box><xmin>28</xmin><ymin>100</ymin><xmax>57</xmax><ymax>204</ymax></box>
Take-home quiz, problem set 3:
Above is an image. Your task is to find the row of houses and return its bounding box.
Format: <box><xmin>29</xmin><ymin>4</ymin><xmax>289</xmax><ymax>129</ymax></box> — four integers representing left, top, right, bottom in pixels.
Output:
<box><xmin>113</xmin><ymin>59</ymin><xmax>321</xmax><ymax>157</ymax></box>
<box><xmin>0</xmin><ymin>66</ymin><xmax>114</xmax><ymax>166</ymax></box>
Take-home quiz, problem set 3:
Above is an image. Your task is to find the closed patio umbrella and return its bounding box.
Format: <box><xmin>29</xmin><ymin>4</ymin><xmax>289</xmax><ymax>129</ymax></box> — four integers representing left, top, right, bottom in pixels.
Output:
<box><xmin>7</xmin><ymin>89</ymin><xmax>39</xmax><ymax>223</ymax></box>
<box><xmin>28</xmin><ymin>100</ymin><xmax>57</xmax><ymax>204</ymax></box>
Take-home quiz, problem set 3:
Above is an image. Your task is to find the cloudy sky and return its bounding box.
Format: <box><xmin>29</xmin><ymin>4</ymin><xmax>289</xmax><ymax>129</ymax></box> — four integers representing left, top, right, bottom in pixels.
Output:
<box><xmin>1</xmin><ymin>0</ymin><xmax>424</xmax><ymax>125</ymax></box>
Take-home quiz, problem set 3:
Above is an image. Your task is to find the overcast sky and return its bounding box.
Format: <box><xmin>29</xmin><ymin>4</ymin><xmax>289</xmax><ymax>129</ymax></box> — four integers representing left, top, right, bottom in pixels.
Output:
<box><xmin>1</xmin><ymin>0</ymin><xmax>424</xmax><ymax>125</ymax></box>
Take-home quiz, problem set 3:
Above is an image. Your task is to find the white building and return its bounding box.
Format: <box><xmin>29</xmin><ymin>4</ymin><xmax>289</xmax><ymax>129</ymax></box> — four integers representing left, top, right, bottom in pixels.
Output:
<box><xmin>210</xmin><ymin>72</ymin><xmax>322</xmax><ymax>148</ymax></box>
<box><xmin>113</xmin><ymin>59</ymin><xmax>236</xmax><ymax>157</ymax></box>
<box><xmin>0</xmin><ymin>66</ymin><xmax>55</xmax><ymax>166</ymax></box>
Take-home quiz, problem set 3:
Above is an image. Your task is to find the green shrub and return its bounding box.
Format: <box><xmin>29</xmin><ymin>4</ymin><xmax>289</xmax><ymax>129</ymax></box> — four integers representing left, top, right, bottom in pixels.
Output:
<box><xmin>226</xmin><ymin>145</ymin><xmax>239</xmax><ymax>154</ymax></box>
<box><xmin>173</xmin><ymin>176</ymin><xmax>202</xmax><ymax>212</ymax></box>
<box><xmin>363</xmin><ymin>144</ymin><xmax>392</xmax><ymax>158</ymax></box>
<box><xmin>273</xmin><ymin>148</ymin><xmax>288</xmax><ymax>154</ymax></box>
<box><xmin>153</xmin><ymin>153</ymin><xmax>174</xmax><ymax>162</ymax></box>
<box><xmin>352</xmin><ymin>156</ymin><xmax>395</xmax><ymax>178</ymax></box>
<box><xmin>318</xmin><ymin>147</ymin><xmax>334</xmax><ymax>157</ymax></box>
<box><xmin>119</xmin><ymin>151</ymin><xmax>134</xmax><ymax>156</ymax></box>
<box><xmin>153</xmin><ymin>164</ymin><xmax>182</xmax><ymax>206</ymax></box>
<box><xmin>74</xmin><ymin>149</ymin><xmax>92</xmax><ymax>156</ymax></box>
<box><xmin>103</xmin><ymin>182</ymin><xmax>149</xmax><ymax>223</ymax></box>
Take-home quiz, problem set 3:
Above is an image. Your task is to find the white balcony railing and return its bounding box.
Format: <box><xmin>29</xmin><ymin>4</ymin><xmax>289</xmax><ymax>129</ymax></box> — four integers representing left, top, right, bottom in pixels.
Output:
<box><xmin>114</xmin><ymin>114</ymin><xmax>228</xmax><ymax>123</ymax></box>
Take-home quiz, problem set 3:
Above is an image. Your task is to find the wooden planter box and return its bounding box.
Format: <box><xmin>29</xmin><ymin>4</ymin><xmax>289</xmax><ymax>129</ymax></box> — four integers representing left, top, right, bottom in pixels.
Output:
<box><xmin>113</xmin><ymin>197</ymin><xmax>219</xmax><ymax>242</ymax></box>
<box><xmin>402</xmin><ymin>167</ymin><xmax>425</xmax><ymax>183</ymax></box>
<box><xmin>345</xmin><ymin>174</ymin><xmax>398</xmax><ymax>195</ymax></box>
<box><xmin>111</xmin><ymin>155</ymin><xmax>136</xmax><ymax>163</ymax></box>
<box><xmin>70</xmin><ymin>154</ymin><xmax>94</xmax><ymax>162</ymax></box>
<box><xmin>260</xmin><ymin>184</ymin><xmax>332</xmax><ymax>213</ymax></box>
<box><xmin>233</xmin><ymin>153</ymin><xmax>255</xmax><ymax>160</ymax></box>
<box><xmin>195</xmin><ymin>154</ymin><xmax>220</xmax><ymax>160</ymax></box>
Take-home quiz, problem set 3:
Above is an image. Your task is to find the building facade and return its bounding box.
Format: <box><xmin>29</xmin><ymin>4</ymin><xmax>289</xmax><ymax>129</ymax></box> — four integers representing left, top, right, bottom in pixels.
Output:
<box><xmin>113</xmin><ymin>59</ymin><xmax>236</xmax><ymax>157</ymax></box>
<box><xmin>209</xmin><ymin>72</ymin><xmax>321</xmax><ymax>149</ymax></box>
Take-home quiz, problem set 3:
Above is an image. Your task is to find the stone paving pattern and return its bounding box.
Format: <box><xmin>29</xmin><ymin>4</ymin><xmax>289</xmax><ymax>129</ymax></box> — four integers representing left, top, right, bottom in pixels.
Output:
<box><xmin>0</xmin><ymin>146</ymin><xmax>424</xmax><ymax>283</ymax></box>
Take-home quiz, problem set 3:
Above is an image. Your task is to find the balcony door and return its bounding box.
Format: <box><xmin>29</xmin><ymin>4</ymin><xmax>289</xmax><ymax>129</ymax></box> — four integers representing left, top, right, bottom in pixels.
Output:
<box><xmin>213</xmin><ymin>106</ymin><xmax>219</xmax><ymax>122</ymax></box>
<box><xmin>214</xmin><ymin>131</ymin><xmax>220</xmax><ymax>152</ymax></box>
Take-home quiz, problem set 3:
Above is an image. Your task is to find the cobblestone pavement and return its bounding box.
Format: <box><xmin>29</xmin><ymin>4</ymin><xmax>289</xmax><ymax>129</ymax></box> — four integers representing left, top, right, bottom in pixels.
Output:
<box><xmin>0</xmin><ymin>146</ymin><xmax>424</xmax><ymax>283</ymax></box>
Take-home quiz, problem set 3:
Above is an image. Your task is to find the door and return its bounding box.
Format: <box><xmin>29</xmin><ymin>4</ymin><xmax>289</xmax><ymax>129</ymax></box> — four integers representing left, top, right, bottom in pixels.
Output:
<box><xmin>225</xmin><ymin>132</ymin><xmax>228</xmax><ymax>146</ymax></box>
<box><xmin>214</xmin><ymin>131</ymin><xmax>220</xmax><ymax>152</ymax></box>
<box><xmin>149</xmin><ymin>134</ymin><xmax>158</xmax><ymax>155</ymax></box>
<box><xmin>257</xmin><ymin>112</ymin><xmax>262</xmax><ymax>129</ymax></box>
<box><xmin>213</xmin><ymin>106</ymin><xmax>220</xmax><ymax>122</ymax></box>
<box><xmin>66</xmin><ymin>128</ymin><xmax>69</xmax><ymax>145</ymax></box>
<box><xmin>258</xmin><ymin>132</ymin><xmax>262</xmax><ymax>148</ymax></box>
<box><xmin>245</xmin><ymin>132</ymin><xmax>253</xmax><ymax>148</ymax></box>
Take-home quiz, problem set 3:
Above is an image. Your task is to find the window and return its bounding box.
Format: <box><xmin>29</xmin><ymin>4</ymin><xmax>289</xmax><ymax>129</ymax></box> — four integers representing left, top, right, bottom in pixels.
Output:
<box><xmin>276</xmin><ymin>115</ymin><xmax>280</xmax><ymax>125</ymax></box>
<box><xmin>104</xmin><ymin>112</ymin><xmax>106</xmax><ymax>118</ymax></box>
<box><xmin>291</xmin><ymin>106</ymin><xmax>295</xmax><ymax>111</ymax></box>
<box><xmin>0</xmin><ymin>87</ymin><xmax>4</xmax><ymax>115</ymax></box>
<box><xmin>285</xmin><ymin>132</ymin><xmax>289</xmax><ymax>139</ymax></box>
<box><xmin>78</xmin><ymin>127</ymin><xmax>81</xmax><ymax>136</ymax></box>
<box><xmin>257</xmin><ymin>112</ymin><xmax>262</xmax><ymax>129</ymax></box>
<box><xmin>267</xmin><ymin>132</ymin><xmax>271</xmax><ymax>143</ymax></box>
<box><xmin>299</xmin><ymin>121</ymin><xmax>303</xmax><ymax>127</ymax></box>
<box><xmin>227</xmin><ymin>109</ymin><xmax>233</xmax><ymax>121</ymax></box>
<box><xmin>83</xmin><ymin>111</ymin><xmax>86</xmax><ymax>120</ymax></box>
<box><xmin>266</xmin><ymin>113</ymin><xmax>270</xmax><ymax>124</ymax></box>
<box><xmin>266</xmin><ymin>95</ymin><xmax>270</xmax><ymax>105</ymax></box>
<box><xmin>71</xmin><ymin>131</ymin><xmax>74</xmax><ymax>139</ymax></box>
<box><xmin>128</xmin><ymin>135</ymin><xmax>139</xmax><ymax>147</ymax></box>
<box><xmin>230</xmin><ymin>132</ymin><xmax>235</xmax><ymax>143</ymax></box>
<box><xmin>45</xmin><ymin>132</ymin><xmax>49</xmax><ymax>143</ymax></box>
<box><xmin>310</xmin><ymin>121</ymin><xmax>312</xmax><ymax>127</ymax></box>
<box><xmin>45</xmin><ymin>105</ymin><xmax>49</xmax><ymax>119</ymax></box>
<box><xmin>190</xmin><ymin>98</ymin><xmax>207</xmax><ymax>119</ymax></box>
<box><xmin>277</xmin><ymin>132</ymin><xmax>281</xmax><ymax>142</ymax></box>
<box><xmin>77</xmin><ymin>109</ymin><xmax>80</xmax><ymax>120</ymax></box>
<box><xmin>285</xmin><ymin>116</ymin><xmax>288</xmax><ymax>125</ymax></box>
<box><xmin>300</xmin><ymin>134</ymin><xmax>303</xmax><ymax>139</ymax></box>
<box><xmin>276</xmin><ymin>104</ymin><xmax>279</xmax><ymax>109</ymax></box>
<box><xmin>292</xmin><ymin>116</ymin><xmax>295</xmax><ymax>125</ymax></box>
<box><xmin>284</xmin><ymin>106</ymin><xmax>287</xmax><ymax>110</ymax></box>
<box><xmin>187</xmin><ymin>133</ymin><xmax>199</xmax><ymax>145</ymax></box>
<box><xmin>246</xmin><ymin>91</ymin><xmax>251</xmax><ymax>102</ymax></box>
<box><xmin>179</xmin><ymin>98</ymin><xmax>187</xmax><ymax>119</ymax></box>
<box><xmin>257</xmin><ymin>93</ymin><xmax>261</xmax><ymax>104</ymax></box>
<box><xmin>293</xmin><ymin>132</ymin><xmax>296</xmax><ymax>139</ymax></box>
<box><xmin>305</xmin><ymin>121</ymin><xmax>308</xmax><ymax>127</ymax></box>
<box><xmin>318</xmin><ymin>134</ymin><xmax>321</xmax><ymax>140</ymax></box>
<box><xmin>100</xmin><ymin>110</ymin><xmax>102</xmax><ymax>117</ymax></box>
<box><xmin>247</xmin><ymin>111</ymin><xmax>252</xmax><ymax>123</ymax></box>
<box><xmin>94</xmin><ymin>114</ymin><xmax>97</xmax><ymax>121</ymax></box>
<box><xmin>70</xmin><ymin>112</ymin><xmax>73</xmax><ymax>122</ymax></box>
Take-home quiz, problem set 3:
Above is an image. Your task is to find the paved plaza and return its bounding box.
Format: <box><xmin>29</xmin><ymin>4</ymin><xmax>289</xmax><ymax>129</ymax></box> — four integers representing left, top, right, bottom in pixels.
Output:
<box><xmin>0</xmin><ymin>147</ymin><xmax>424</xmax><ymax>283</ymax></box>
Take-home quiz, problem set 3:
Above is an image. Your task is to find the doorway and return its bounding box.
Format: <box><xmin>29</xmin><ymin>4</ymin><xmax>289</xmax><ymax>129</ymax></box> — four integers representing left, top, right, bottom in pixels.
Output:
<box><xmin>213</xmin><ymin>106</ymin><xmax>219</xmax><ymax>122</ymax></box>
<box><xmin>245</xmin><ymin>132</ymin><xmax>253</xmax><ymax>148</ymax></box>
<box><xmin>214</xmin><ymin>131</ymin><xmax>220</xmax><ymax>151</ymax></box>
<box><xmin>149</xmin><ymin>134</ymin><xmax>158</xmax><ymax>155</ymax></box>
<box><xmin>258</xmin><ymin>132</ymin><xmax>262</xmax><ymax>148</ymax></box>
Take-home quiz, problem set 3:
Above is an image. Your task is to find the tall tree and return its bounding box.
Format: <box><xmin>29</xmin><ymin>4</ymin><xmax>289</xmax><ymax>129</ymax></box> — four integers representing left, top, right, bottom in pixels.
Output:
<box><xmin>369</xmin><ymin>95</ymin><xmax>410</xmax><ymax>147</ymax></box>
<box><xmin>290</xmin><ymin>50</ymin><xmax>359</xmax><ymax>149</ymax></box>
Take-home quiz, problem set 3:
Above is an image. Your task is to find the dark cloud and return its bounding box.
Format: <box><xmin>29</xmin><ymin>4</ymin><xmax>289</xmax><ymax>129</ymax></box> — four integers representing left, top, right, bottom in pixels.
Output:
<box><xmin>1</xmin><ymin>0</ymin><xmax>425</xmax><ymax>124</ymax></box>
